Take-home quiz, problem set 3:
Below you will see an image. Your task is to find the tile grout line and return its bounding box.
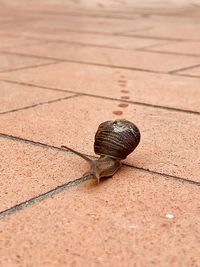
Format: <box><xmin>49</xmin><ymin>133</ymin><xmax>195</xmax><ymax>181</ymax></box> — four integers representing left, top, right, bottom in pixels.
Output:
<box><xmin>0</xmin><ymin>50</ymin><xmax>166</xmax><ymax>74</ymax></box>
<box><xmin>21</xmin><ymin>39</ymin><xmax>133</xmax><ymax>51</ymax></box>
<box><xmin>0</xmin><ymin>132</ymin><xmax>199</xmax><ymax>187</ymax></box>
<box><xmin>134</xmin><ymin>40</ymin><xmax>175</xmax><ymax>52</ymax></box>
<box><xmin>123</xmin><ymin>163</ymin><xmax>200</xmax><ymax>187</ymax></box>
<box><xmin>1</xmin><ymin>78</ymin><xmax>200</xmax><ymax>116</ymax></box>
<box><xmin>0</xmin><ymin>174</ymin><xmax>91</xmax><ymax>219</ymax></box>
<box><xmin>0</xmin><ymin>60</ymin><xmax>64</xmax><ymax>74</ymax></box>
<box><xmin>17</xmin><ymin>30</ymin><xmax>198</xmax><ymax>43</ymax></box>
<box><xmin>4</xmin><ymin>26</ymin><xmax>200</xmax><ymax>43</ymax></box>
<box><xmin>8</xmin><ymin>36</ymin><xmax>176</xmax><ymax>52</ymax></box>
<box><xmin>168</xmin><ymin>63</ymin><xmax>200</xmax><ymax>74</ymax></box>
<box><xmin>3</xmin><ymin>38</ymin><xmax>199</xmax><ymax>60</ymax></box>
<box><xmin>0</xmin><ymin>94</ymin><xmax>80</xmax><ymax>115</ymax></box>
<box><xmin>120</xmin><ymin>33</ymin><xmax>200</xmax><ymax>42</ymax></box>
<box><xmin>0</xmin><ymin>132</ymin><xmax>93</xmax><ymax>159</ymax></box>
<box><xmin>2</xmin><ymin>50</ymin><xmax>200</xmax><ymax>78</ymax></box>
<box><xmin>41</xmin><ymin>26</ymin><xmax>199</xmax><ymax>42</ymax></box>
<box><xmin>138</xmin><ymin>48</ymin><xmax>200</xmax><ymax>58</ymax></box>
<box><xmin>0</xmin><ymin>132</ymin><xmax>74</xmax><ymax>153</ymax></box>
<box><xmin>22</xmin><ymin>9</ymin><xmax>200</xmax><ymax>20</ymax></box>
<box><xmin>87</xmin><ymin>95</ymin><xmax>200</xmax><ymax>116</ymax></box>
<box><xmin>127</xmin><ymin>101</ymin><xmax>200</xmax><ymax>115</ymax></box>
<box><xmin>172</xmin><ymin>73</ymin><xmax>200</xmax><ymax>79</ymax></box>
<box><xmin>22</xmin><ymin>26</ymin><xmax>155</xmax><ymax>38</ymax></box>
<box><xmin>29</xmin><ymin>11</ymin><xmax>140</xmax><ymax>20</ymax></box>
<box><xmin>4</xmin><ymin>38</ymin><xmax>147</xmax><ymax>51</ymax></box>
<box><xmin>14</xmin><ymin>10</ymin><xmax>140</xmax><ymax>21</ymax></box>
<box><xmin>0</xmin><ymin>162</ymin><xmax>199</xmax><ymax>220</ymax></box>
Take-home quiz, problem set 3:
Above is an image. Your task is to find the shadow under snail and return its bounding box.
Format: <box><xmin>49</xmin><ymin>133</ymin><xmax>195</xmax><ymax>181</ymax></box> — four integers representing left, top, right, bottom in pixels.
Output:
<box><xmin>61</xmin><ymin>119</ymin><xmax>141</xmax><ymax>183</ymax></box>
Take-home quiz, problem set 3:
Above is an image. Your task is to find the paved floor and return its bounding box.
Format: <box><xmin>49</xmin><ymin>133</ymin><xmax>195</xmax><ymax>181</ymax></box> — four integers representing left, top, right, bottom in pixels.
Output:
<box><xmin>0</xmin><ymin>0</ymin><xmax>200</xmax><ymax>266</ymax></box>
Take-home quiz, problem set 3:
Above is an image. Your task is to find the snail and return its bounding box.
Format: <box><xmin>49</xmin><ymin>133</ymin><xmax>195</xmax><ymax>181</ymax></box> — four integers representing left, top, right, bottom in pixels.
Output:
<box><xmin>61</xmin><ymin>119</ymin><xmax>140</xmax><ymax>183</ymax></box>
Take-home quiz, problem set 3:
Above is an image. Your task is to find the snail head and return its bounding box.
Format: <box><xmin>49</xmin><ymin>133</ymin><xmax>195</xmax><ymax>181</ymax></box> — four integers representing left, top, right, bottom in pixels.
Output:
<box><xmin>61</xmin><ymin>145</ymin><xmax>121</xmax><ymax>184</ymax></box>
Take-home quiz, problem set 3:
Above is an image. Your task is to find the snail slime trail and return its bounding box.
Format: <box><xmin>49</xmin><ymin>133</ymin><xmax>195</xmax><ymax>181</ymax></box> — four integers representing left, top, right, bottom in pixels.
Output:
<box><xmin>118</xmin><ymin>103</ymin><xmax>129</xmax><ymax>108</ymax></box>
<box><xmin>61</xmin><ymin>119</ymin><xmax>141</xmax><ymax>184</ymax></box>
<box><xmin>115</xmin><ymin>74</ymin><xmax>130</xmax><ymax>114</ymax></box>
<box><xmin>113</xmin><ymin>110</ymin><xmax>123</xmax><ymax>116</ymax></box>
<box><xmin>120</xmin><ymin>89</ymin><xmax>129</xmax><ymax>94</ymax></box>
<box><xmin>121</xmin><ymin>96</ymin><xmax>130</xmax><ymax>100</ymax></box>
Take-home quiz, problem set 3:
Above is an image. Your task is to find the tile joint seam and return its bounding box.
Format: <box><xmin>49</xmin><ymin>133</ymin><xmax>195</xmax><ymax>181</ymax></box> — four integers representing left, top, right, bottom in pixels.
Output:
<box><xmin>1</xmin><ymin>79</ymin><xmax>200</xmax><ymax>116</ymax></box>
<box><xmin>0</xmin><ymin>94</ymin><xmax>80</xmax><ymax>115</ymax></box>
<box><xmin>0</xmin><ymin>132</ymin><xmax>199</xmax><ymax>186</ymax></box>
<box><xmin>0</xmin><ymin>163</ymin><xmax>199</xmax><ymax>220</ymax></box>
<box><xmin>0</xmin><ymin>174</ymin><xmax>91</xmax><ymax>219</ymax></box>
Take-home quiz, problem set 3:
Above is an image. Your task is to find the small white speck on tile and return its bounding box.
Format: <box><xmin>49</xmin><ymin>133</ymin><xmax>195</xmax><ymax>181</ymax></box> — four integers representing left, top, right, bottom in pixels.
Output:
<box><xmin>128</xmin><ymin>224</ymin><xmax>138</xmax><ymax>229</ymax></box>
<box><xmin>165</xmin><ymin>213</ymin><xmax>174</xmax><ymax>219</ymax></box>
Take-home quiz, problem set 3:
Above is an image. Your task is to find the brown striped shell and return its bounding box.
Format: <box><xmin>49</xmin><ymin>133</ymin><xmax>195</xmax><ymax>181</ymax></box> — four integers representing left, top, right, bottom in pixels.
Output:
<box><xmin>94</xmin><ymin>119</ymin><xmax>141</xmax><ymax>160</ymax></box>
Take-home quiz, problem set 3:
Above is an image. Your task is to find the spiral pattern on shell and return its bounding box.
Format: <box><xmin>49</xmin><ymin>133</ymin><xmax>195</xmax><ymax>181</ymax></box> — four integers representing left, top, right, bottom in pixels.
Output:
<box><xmin>94</xmin><ymin>119</ymin><xmax>141</xmax><ymax>160</ymax></box>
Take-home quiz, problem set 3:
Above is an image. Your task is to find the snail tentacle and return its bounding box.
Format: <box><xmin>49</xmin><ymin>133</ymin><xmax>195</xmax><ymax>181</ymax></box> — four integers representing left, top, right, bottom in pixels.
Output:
<box><xmin>61</xmin><ymin>145</ymin><xmax>93</xmax><ymax>165</ymax></box>
<box><xmin>61</xmin><ymin>145</ymin><xmax>100</xmax><ymax>183</ymax></box>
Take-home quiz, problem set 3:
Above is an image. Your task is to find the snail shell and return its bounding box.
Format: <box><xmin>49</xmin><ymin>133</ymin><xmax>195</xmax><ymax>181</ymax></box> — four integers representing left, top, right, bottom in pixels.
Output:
<box><xmin>61</xmin><ymin>119</ymin><xmax>141</xmax><ymax>183</ymax></box>
<box><xmin>94</xmin><ymin>119</ymin><xmax>140</xmax><ymax>160</ymax></box>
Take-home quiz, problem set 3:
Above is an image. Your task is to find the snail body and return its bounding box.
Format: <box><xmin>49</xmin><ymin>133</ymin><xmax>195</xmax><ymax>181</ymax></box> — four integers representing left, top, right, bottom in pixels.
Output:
<box><xmin>62</xmin><ymin>119</ymin><xmax>140</xmax><ymax>183</ymax></box>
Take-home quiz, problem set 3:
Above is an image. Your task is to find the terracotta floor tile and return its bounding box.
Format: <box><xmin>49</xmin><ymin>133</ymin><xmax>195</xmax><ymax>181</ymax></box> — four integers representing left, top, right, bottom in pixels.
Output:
<box><xmin>2</xmin><ymin>42</ymin><xmax>200</xmax><ymax>72</ymax></box>
<box><xmin>0</xmin><ymin>138</ymin><xmax>87</xmax><ymax>211</ymax></box>
<box><xmin>0</xmin><ymin>81</ymin><xmax>72</xmax><ymax>113</ymax></box>
<box><xmin>0</xmin><ymin>1</ymin><xmax>199</xmax><ymax>266</ymax></box>
<box><xmin>0</xmin><ymin>168</ymin><xmax>199</xmax><ymax>267</ymax></box>
<box><xmin>1</xmin><ymin>61</ymin><xmax>200</xmax><ymax>112</ymax></box>
<box><xmin>0</xmin><ymin>96</ymin><xmax>199</xmax><ymax>182</ymax></box>
<box><xmin>0</xmin><ymin>52</ymin><xmax>55</xmax><ymax>72</ymax></box>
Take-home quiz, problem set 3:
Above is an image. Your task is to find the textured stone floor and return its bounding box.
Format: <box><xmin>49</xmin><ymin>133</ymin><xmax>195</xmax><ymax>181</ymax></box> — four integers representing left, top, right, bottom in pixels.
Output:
<box><xmin>0</xmin><ymin>0</ymin><xmax>200</xmax><ymax>266</ymax></box>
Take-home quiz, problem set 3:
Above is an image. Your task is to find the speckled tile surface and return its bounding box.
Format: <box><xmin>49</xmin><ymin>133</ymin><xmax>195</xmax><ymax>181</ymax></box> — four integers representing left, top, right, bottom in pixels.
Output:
<box><xmin>0</xmin><ymin>169</ymin><xmax>199</xmax><ymax>267</ymax></box>
<box><xmin>0</xmin><ymin>1</ymin><xmax>199</xmax><ymax>266</ymax></box>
